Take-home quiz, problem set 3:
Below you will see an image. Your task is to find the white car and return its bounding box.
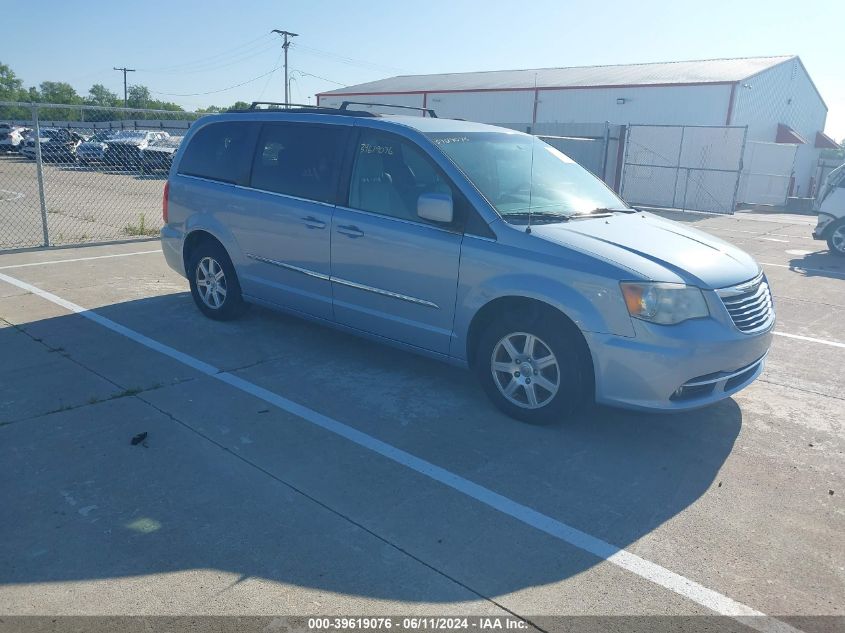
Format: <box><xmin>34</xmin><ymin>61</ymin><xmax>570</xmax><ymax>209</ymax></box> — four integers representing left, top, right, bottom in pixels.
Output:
<box><xmin>0</xmin><ymin>124</ymin><xmax>29</xmax><ymax>152</ymax></box>
<box><xmin>813</xmin><ymin>163</ymin><xmax>845</xmax><ymax>256</ymax></box>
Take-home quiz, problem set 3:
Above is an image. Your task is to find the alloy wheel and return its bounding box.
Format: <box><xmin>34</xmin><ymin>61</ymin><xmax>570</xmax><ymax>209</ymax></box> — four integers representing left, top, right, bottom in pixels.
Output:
<box><xmin>196</xmin><ymin>256</ymin><xmax>228</xmax><ymax>309</ymax></box>
<box><xmin>491</xmin><ymin>332</ymin><xmax>560</xmax><ymax>409</ymax></box>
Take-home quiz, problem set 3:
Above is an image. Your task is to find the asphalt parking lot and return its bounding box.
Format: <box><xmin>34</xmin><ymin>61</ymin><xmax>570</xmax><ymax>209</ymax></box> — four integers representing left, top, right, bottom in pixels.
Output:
<box><xmin>0</xmin><ymin>210</ymin><xmax>842</xmax><ymax>629</ymax></box>
<box><xmin>0</xmin><ymin>154</ymin><xmax>164</xmax><ymax>249</ymax></box>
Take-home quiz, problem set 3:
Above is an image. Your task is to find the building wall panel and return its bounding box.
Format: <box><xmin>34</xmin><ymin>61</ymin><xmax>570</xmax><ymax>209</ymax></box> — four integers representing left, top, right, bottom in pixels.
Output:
<box><xmin>731</xmin><ymin>58</ymin><xmax>828</xmax><ymax>193</ymax></box>
<box><xmin>535</xmin><ymin>84</ymin><xmax>733</xmax><ymax>126</ymax></box>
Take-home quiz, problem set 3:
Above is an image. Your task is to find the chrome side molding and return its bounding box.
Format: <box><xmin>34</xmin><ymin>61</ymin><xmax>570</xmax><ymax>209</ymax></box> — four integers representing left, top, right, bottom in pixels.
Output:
<box><xmin>245</xmin><ymin>253</ymin><xmax>439</xmax><ymax>309</ymax></box>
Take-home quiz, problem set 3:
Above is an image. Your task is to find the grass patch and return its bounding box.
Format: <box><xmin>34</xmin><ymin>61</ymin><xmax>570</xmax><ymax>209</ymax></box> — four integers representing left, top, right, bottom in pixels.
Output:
<box><xmin>123</xmin><ymin>214</ymin><xmax>158</xmax><ymax>237</ymax></box>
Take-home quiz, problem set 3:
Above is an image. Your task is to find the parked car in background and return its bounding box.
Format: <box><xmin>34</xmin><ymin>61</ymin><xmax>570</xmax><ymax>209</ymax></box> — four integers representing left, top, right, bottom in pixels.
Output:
<box><xmin>106</xmin><ymin>130</ymin><xmax>170</xmax><ymax>169</ymax></box>
<box><xmin>20</xmin><ymin>128</ymin><xmax>85</xmax><ymax>162</ymax></box>
<box><xmin>76</xmin><ymin>130</ymin><xmax>117</xmax><ymax>166</ymax></box>
<box><xmin>161</xmin><ymin>108</ymin><xmax>775</xmax><ymax>424</ymax></box>
<box><xmin>813</xmin><ymin>163</ymin><xmax>845</xmax><ymax>256</ymax></box>
<box><xmin>140</xmin><ymin>136</ymin><xmax>183</xmax><ymax>174</ymax></box>
<box><xmin>0</xmin><ymin>124</ymin><xmax>30</xmax><ymax>152</ymax></box>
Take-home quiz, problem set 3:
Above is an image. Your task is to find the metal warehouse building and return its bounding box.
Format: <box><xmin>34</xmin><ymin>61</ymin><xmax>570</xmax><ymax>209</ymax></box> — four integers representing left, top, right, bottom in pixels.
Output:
<box><xmin>318</xmin><ymin>56</ymin><xmax>838</xmax><ymax>213</ymax></box>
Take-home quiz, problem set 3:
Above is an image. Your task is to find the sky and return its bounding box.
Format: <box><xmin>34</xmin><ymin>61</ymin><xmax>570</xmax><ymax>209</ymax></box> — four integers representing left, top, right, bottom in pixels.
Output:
<box><xmin>3</xmin><ymin>0</ymin><xmax>843</xmax><ymax>139</ymax></box>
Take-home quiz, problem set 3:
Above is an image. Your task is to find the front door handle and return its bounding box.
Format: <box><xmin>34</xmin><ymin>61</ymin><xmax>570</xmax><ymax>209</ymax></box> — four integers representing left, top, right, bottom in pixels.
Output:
<box><xmin>302</xmin><ymin>216</ymin><xmax>326</xmax><ymax>229</ymax></box>
<box><xmin>337</xmin><ymin>224</ymin><xmax>364</xmax><ymax>238</ymax></box>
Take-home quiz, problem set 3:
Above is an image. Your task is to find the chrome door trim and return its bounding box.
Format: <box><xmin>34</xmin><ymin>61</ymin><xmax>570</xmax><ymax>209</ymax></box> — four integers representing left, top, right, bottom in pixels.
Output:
<box><xmin>246</xmin><ymin>253</ymin><xmax>439</xmax><ymax>309</ymax></box>
<box><xmin>332</xmin><ymin>276</ymin><xmax>440</xmax><ymax>309</ymax></box>
<box><xmin>246</xmin><ymin>253</ymin><xmax>330</xmax><ymax>281</ymax></box>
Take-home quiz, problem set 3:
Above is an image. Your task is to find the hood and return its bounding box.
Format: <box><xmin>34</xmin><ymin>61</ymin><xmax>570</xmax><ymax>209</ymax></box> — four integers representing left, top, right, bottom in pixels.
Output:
<box><xmin>144</xmin><ymin>145</ymin><xmax>177</xmax><ymax>154</ymax></box>
<box><xmin>529</xmin><ymin>212</ymin><xmax>760</xmax><ymax>289</ymax></box>
<box><xmin>109</xmin><ymin>139</ymin><xmax>145</xmax><ymax>147</ymax></box>
<box><xmin>80</xmin><ymin>141</ymin><xmax>107</xmax><ymax>149</ymax></box>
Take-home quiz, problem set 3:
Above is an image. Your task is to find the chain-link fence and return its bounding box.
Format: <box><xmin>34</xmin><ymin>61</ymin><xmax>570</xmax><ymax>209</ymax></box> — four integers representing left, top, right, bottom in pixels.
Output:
<box><xmin>0</xmin><ymin>101</ymin><xmax>202</xmax><ymax>250</ymax></box>
<box><xmin>496</xmin><ymin>122</ymin><xmax>626</xmax><ymax>191</ymax></box>
<box><xmin>620</xmin><ymin>124</ymin><xmax>749</xmax><ymax>215</ymax></box>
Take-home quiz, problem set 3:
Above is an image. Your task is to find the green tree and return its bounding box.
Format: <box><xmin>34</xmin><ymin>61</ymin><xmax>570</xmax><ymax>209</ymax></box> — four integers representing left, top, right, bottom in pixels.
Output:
<box><xmin>0</xmin><ymin>62</ymin><xmax>24</xmax><ymax>100</ymax></box>
<box><xmin>86</xmin><ymin>84</ymin><xmax>119</xmax><ymax>107</ymax></box>
<box><xmin>127</xmin><ymin>84</ymin><xmax>151</xmax><ymax>109</ymax></box>
<box><xmin>39</xmin><ymin>81</ymin><xmax>81</xmax><ymax>105</ymax></box>
<box><xmin>0</xmin><ymin>62</ymin><xmax>30</xmax><ymax>119</ymax></box>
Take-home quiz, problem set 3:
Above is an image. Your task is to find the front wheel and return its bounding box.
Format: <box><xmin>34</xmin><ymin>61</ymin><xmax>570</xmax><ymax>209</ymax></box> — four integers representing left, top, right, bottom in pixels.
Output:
<box><xmin>187</xmin><ymin>241</ymin><xmax>246</xmax><ymax>320</ymax></box>
<box><xmin>475</xmin><ymin>313</ymin><xmax>592</xmax><ymax>424</ymax></box>
<box><xmin>826</xmin><ymin>219</ymin><xmax>845</xmax><ymax>257</ymax></box>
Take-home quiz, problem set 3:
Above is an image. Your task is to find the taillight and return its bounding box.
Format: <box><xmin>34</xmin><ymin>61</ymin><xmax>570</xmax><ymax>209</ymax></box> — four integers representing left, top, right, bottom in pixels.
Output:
<box><xmin>162</xmin><ymin>180</ymin><xmax>170</xmax><ymax>223</ymax></box>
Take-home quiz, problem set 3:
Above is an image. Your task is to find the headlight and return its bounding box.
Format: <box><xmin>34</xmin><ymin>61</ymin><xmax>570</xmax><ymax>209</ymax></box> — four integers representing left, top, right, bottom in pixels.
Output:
<box><xmin>620</xmin><ymin>282</ymin><xmax>709</xmax><ymax>325</ymax></box>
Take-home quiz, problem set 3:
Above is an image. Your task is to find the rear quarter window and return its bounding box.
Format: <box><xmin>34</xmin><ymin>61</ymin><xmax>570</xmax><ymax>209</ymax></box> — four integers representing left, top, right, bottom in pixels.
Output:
<box><xmin>178</xmin><ymin>121</ymin><xmax>258</xmax><ymax>184</ymax></box>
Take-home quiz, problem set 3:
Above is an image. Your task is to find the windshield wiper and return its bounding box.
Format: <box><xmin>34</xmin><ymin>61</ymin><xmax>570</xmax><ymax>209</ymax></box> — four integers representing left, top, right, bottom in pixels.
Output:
<box><xmin>569</xmin><ymin>207</ymin><xmax>637</xmax><ymax>218</ymax></box>
<box><xmin>501</xmin><ymin>211</ymin><xmax>571</xmax><ymax>224</ymax></box>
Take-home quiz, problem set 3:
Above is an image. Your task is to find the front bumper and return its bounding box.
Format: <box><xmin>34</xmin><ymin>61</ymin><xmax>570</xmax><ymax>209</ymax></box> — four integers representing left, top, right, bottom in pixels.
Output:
<box><xmin>585</xmin><ymin>315</ymin><xmax>773</xmax><ymax>412</ymax></box>
<box><xmin>812</xmin><ymin>213</ymin><xmax>837</xmax><ymax>240</ymax></box>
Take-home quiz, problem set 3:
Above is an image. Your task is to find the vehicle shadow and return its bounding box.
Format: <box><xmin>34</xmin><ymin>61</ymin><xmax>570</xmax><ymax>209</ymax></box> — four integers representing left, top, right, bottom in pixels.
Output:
<box><xmin>787</xmin><ymin>250</ymin><xmax>845</xmax><ymax>279</ymax></box>
<box><xmin>0</xmin><ymin>292</ymin><xmax>742</xmax><ymax>604</ymax></box>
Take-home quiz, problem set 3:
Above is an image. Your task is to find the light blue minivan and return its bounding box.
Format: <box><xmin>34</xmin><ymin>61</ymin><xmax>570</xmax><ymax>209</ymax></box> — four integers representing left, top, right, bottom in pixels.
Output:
<box><xmin>161</xmin><ymin>103</ymin><xmax>774</xmax><ymax>423</ymax></box>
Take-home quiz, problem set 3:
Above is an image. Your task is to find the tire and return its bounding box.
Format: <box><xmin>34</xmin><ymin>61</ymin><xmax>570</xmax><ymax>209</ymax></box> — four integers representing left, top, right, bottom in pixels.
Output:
<box><xmin>474</xmin><ymin>311</ymin><xmax>592</xmax><ymax>424</ymax></box>
<box><xmin>826</xmin><ymin>219</ymin><xmax>845</xmax><ymax>257</ymax></box>
<box><xmin>187</xmin><ymin>240</ymin><xmax>246</xmax><ymax>320</ymax></box>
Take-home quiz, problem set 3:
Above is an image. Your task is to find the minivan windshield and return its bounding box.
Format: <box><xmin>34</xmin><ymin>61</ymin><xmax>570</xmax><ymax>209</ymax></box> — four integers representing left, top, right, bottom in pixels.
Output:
<box><xmin>426</xmin><ymin>131</ymin><xmax>629</xmax><ymax>223</ymax></box>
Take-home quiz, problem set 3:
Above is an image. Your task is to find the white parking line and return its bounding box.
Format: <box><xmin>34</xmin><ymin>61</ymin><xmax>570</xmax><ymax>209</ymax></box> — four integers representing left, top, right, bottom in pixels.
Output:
<box><xmin>0</xmin><ymin>188</ymin><xmax>25</xmax><ymax>202</ymax></box>
<box><xmin>761</xmin><ymin>261</ymin><xmax>845</xmax><ymax>279</ymax></box>
<box><xmin>773</xmin><ymin>331</ymin><xmax>845</xmax><ymax>349</ymax></box>
<box><xmin>0</xmin><ymin>270</ymin><xmax>800</xmax><ymax>633</ymax></box>
<box><xmin>0</xmin><ymin>249</ymin><xmax>160</xmax><ymax>270</ymax></box>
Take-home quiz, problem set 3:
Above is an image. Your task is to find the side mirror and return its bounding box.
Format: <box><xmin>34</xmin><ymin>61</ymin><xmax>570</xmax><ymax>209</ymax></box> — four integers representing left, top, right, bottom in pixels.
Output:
<box><xmin>417</xmin><ymin>192</ymin><xmax>453</xmax><ymax>223</ymax></box>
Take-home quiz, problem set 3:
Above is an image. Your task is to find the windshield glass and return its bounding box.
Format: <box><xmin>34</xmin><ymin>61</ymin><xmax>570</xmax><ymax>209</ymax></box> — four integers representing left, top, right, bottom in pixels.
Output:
<box><xmin>111</xmin><ymin>130</ymin><xmax>147</xmax><ymax>140</ymax></box>
<box><xmin>426</xmin><ymin>131</ymin><xmax>628</xmax><ymax>222</ymax></box>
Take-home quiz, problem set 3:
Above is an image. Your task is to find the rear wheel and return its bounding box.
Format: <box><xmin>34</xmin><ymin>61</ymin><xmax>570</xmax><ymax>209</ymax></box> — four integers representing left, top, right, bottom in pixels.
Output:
<box><xmin>187</xmin><ymin>241</ymin><xmax>246</xmax><ymax>320</ymax></box>
<box><xmin>826</xmin><ymin>220</ymin><xmax>845</xmax><ymax>257</ymax></box>
<box><xmin>475</xmin><ymin>312</ymin><xmax>591</xmax><ymax>424</ymax></box>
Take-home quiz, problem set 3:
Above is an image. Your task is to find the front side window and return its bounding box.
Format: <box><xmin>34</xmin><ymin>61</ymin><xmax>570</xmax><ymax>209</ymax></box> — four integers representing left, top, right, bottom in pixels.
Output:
<box><xmin>178</xmin><ymin>122</ymin><xmax>257</xmax><ymax>184</ymax></box>
<box><xmin>348</xmin><ymin>131</ymin><xmax>454</xmax><ymax>222</ymax></box>
<box><xmin>426</xmin><ymin>131</ymin><xmax>628</xmax><ymax>224</ymax></box>
<box><xmin>249</xmin><ymin>123</ymin><xmax>345</xmax><ymax>203</ymax></box>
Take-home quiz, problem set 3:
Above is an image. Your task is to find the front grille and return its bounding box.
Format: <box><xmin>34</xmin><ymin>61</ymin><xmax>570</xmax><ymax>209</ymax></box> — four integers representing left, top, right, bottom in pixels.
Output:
<box><xmin>717</xmin><ymin>273</ymin><xmax>774</xmax><ymax>333</ymax></box>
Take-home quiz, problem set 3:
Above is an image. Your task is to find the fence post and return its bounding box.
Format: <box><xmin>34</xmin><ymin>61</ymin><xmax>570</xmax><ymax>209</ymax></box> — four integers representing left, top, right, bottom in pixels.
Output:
<box><xmin>600</xmin><ymin>121</ymin><xmax>610</xmax><ymax>183</ymax></box>
<box><xmin>682</xmin><ymin>168</ymin><xmax>690</xmax><ymax>212</ymax></box>
<box><xmin>32</xmin><ymin>104</ymin><xmax>50</xmax><ymax>247</ymax></box>
<box><xmin>671</xmin><ymin>126</ymin><xmax>686</xmax><ymax>209</ymax></box>
<box><xmin>730</xmin><ymin>126</ymin><xmax>749</xmax><ymax>214</ymax></box>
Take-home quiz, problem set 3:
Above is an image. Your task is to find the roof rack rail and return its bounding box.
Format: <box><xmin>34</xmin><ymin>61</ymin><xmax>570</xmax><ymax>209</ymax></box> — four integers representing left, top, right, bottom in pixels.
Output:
<box><xmin>248</xmin><ymin>101</ymin><xmax>331</xmax><ymax>110</ymax></box>
<box><xmin>339</xmin><ymin>101</ymin><xmax>438</xmax><ymax>118</ymax></box>
<box><xmin>230</xmin><ymin>101</ymin><xmax>380</xmax><ymax>117</ymax></box>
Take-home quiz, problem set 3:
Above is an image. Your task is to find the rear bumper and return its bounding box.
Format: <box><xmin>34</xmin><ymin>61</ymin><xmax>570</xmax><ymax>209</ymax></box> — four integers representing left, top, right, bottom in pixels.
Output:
<box><xmin>161</xmin><ymin>224</ymin><xmax>185</xmax><ymax>278</ymax></box>
<box><xmin>585</xmin><ymin>316</ymin><xmax>773</xmax><ymax>412</ymax></box>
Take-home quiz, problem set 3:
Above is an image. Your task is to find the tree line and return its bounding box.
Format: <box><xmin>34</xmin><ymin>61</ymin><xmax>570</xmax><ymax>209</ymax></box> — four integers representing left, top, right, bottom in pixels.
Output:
<box><xmin>0</xmin><ymin>61</ymin><xmax>248</xmax><ymax>121</ymax></box>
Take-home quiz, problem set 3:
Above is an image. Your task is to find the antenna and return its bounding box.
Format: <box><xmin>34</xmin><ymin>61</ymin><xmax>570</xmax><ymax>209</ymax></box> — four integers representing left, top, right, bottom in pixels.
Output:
<box><xmin>526</xmin><ymin>73</ymin><xmax>539</xmax><ymax>234</ymax></box>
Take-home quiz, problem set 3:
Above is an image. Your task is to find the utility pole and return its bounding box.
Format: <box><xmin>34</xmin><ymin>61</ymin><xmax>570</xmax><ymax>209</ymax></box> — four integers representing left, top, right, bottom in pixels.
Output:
<box><xmin>271</xmin><ymin>29</ymin><xmax>298</xmax><ymax>106</ymax></box>
<box><xmin>113</xmin><ymin>67</ymin><xmax>136</xmax><ymax>108</ymax></box>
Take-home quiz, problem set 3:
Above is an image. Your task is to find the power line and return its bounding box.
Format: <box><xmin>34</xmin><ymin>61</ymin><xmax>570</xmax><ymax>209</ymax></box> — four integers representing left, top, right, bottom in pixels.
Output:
<box><xmin>290</xmin><ymin>69</ymin><xmax>346</xmax><ymax>86</ymax></box>
<box><xmin>150</xmin><ymin>64</ymin><xmax>283</xmax><ymax>97</ymax></box>
<box><xmin>292</xmin><ymin>43</ymin><xmax>404</xmax><ymax>73</ymax></box>
<box><xmin>140</xmin><ymin>40</ymin><xmax>279</xmax><ymax>76</ymax></box>
<box><xmin>136</xmin><ymin>33</ymin><xmax>273</xmax><ymax>73</ymax></box>
<box><xmin>258</xmin><ymin>51</ymin><xmax>285</xmax><ymax>101</ymax></box>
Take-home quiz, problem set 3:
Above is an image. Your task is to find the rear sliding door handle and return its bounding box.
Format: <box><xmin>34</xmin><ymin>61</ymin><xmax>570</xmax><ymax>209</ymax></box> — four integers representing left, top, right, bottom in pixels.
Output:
<box><xmin>337</xmin><ymin>224</ymin><xmax>364</xmax><ymax>238</ymax></box>
<box><xmin>302</xmin><ymin>216</ymin><xmax>326</xmax><ymax>229</ymax></box>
